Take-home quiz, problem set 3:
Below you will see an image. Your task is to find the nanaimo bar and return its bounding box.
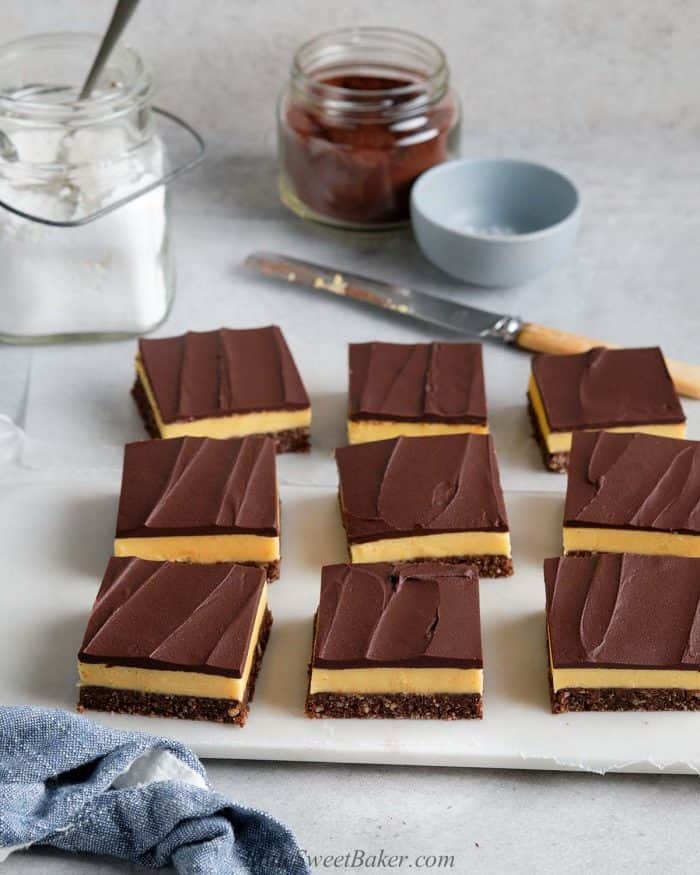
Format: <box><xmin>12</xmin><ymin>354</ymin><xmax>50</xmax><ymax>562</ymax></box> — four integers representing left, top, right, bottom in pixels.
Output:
<box><xmin>306</xmin><ymin>562</ymin><xmax>483</xmax><ymax>719</ymax></box>
<box><xmin>78</xmin><ymin>558</ymin><xmax>272</xmax><ymax>726</ymax></box>
<box><xmin>114</xmin><ymin>435</ymin><xmax>281</xmax><ymax>579</ymax></box>
<box><xmin>336</xmin><ymin>433</ymin><xmax>513</xmax><ymax>577</ymax></box>
<box><xmin>133</xmin><ymin>326</ymin><xmax>311</xmax><ymax>452</ymax></box>
<box><xmin>528</xmin><ymin>346</ymin><xmax>685</xmax><ymax>472</ymax></box>
<box><xmin>563</xmin><ymin>431</ymin><xmax>700</xmax><ymax>559</ymax></box>
<box><xmin>546</xmin><ymin>553</ymin><xmax>700</xmax><ymax>712</ymax></box>
<box><xmin>348</xmin><ymin>341</ymin><xmax>488</xmax><ymax>444</ymax></box>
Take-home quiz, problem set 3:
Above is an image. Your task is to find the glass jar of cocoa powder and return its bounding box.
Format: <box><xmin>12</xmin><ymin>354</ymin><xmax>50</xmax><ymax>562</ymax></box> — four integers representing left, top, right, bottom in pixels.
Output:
<box><xmin>278</xmin><ymin>27</ymin><xmax>460</xmax><ymax>230</ymax></box>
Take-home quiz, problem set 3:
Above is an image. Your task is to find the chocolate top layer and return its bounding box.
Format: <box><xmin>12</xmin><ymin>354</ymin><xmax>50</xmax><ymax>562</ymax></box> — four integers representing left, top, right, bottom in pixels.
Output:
<box><xmin>116</xmin><ymin>435</ymin><xmax>279</xmax><ymax>538</ymax></box>
<box><xmin>532</xmin><ymin>346</ymin><xmax>684</xmax><ymax>431</ymax></box>
<box><xmin>138</xmin><ymin>326</ymin><xmax>310</xmax><ymax>422</ymax></box>
<box><xmin>79</xmin><ymin>558</ymin><xmax>266</xmax><ymax>677</ymax></box>
<box><xmin>545</xmin><ymin>553</ymin><xmax>700</xmax><ymax>670</ymax></box>
<box><xmin>336</xmin><ymin>433</ymin><xmax>509</xmax><ymax>543</ymax></box>
<box><xmin>564</xmin><ymin>431</ymin><xmax>700</xmax><ymax>535</ymax></box>
<box><xmin>348</xmin><ymin>341</ymin><xmax>487</xmax><ymax>424</ymax></box>
<box><xmin>313</xmin><ymin>562</ymin><xmax>482</xmax><ymax>669</ymax></box>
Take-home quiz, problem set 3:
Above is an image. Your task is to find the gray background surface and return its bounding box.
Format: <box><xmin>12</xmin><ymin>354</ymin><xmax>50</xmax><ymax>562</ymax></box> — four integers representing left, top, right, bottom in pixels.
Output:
<box><xmin>2</xmin><ymin>1</ymin><xmax>700</xmax><ymax>873</ymax></box>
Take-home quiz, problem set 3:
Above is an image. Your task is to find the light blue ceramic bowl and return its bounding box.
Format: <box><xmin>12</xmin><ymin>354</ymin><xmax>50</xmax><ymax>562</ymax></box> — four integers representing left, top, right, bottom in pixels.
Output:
<box><xmin>410</xmin><ymin>158</ymin><xmax>581</xmax><ymax>287</ymax></box>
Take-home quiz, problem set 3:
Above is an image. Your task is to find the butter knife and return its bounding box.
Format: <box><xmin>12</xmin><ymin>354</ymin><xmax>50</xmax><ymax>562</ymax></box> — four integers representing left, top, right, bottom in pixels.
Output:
<box><xmin>245</xmin><ymin>251</ymin><xmax>700</xmax><ymax>399</ymax></box>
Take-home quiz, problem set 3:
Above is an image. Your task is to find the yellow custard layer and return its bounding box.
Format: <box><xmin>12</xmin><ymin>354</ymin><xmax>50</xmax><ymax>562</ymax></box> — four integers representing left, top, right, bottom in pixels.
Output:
<box><xmin>528</xmin><ymin>375</ymin><xmax>686</xmax><ymax>454</ymax></box>
<box><xmin>347</xmin><ymin>419</ymin><xmax>488</xmax><ymax>444</ymax></box>
<box><xmin>79</xmin><ymin>589</ymin><xmax>268</xmax><ymax>701</ymax></box>
<box><xmin>136</xmin><ymin>358</ymin><xmax>311</xmax><ymax>440</ymax></box>
<box><xmin>349</xmin><ymin>531</ymin><xmax>511</xmax><ymax>564</ymax></box>
<box><xmin>548</xmin><ymin>633</ymin><xmax>700</xmax><ymax>691</ymax></box>
<box><xmin>114</xmin><ymin>533</ymin><xmax>280</xmax><ymax>564</ymax></box>
<box><xmin>309</xmin><ymin>667</ymin><xmax>483</xmax><ymax>695</ymax></box>
<box><xmin>551</xmin><ymin>665</ymin><xmax>700</xmax><ymax>691</ymax></box>
<box><xmin>562</xmin><ymin>527</ymin><xmax>700</xmax><ymax>558</ymax></box>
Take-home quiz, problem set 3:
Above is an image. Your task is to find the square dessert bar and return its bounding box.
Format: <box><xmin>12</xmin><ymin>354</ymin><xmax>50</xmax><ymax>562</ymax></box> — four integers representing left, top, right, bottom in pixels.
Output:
<box><xmin>336</xmin><ymin>433</ymin><xmax>512</xmax><ymax>577</ymax></box>
<box><xmin>114</xmin><ymin>435</ymin><xmax>281</xmax><ymax>579</ymax></box>
<box><xmin>563</xmin><ymin>430</ymin><xmax>700</xmax><ymax>559</ymax></box>
<box><xmin>78</xmin><ymin>558</ymin><xmax>272</xmax><ymax>726</ymax></box>
<box><xmin>132</xmin><ymin>325</ymin><xmax>311</xmax><ymax>452</ymax></box>
<box><xmin>306</xmin><ymin>562</ymin><xmax>483</xmax><ymax>719</ymax></box>
<box><xmin>528</xmin><ymin>346</ymin><xmax>685</xmax><ymax>472</ymax></box>
<box><xmin>347</xmin><ymin>341</ymin><xmax>488</xmax><ymax>444</ymax></box>
<box><xmin>546</xmin><ymin>553</ymin><xmax>700</xmax><ymax>712</ymax></box>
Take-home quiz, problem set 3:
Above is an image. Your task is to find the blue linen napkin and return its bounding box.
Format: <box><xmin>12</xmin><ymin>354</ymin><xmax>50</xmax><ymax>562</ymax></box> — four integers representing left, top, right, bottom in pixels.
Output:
<box><xmin>0</xmin><ymin>706</ymin><xmax>309</xmax><ymax>874</ymax></box>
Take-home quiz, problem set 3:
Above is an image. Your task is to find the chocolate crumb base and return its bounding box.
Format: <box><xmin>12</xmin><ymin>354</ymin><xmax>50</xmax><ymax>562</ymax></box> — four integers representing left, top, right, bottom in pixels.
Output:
<box><xmin>104</xmin><ymin>550</ymin><xmax>280</xmax><ymax>583</ymax></box>
<box><xmin>131</xmin><ymin>378</ymin><xmax>311</xmax><ymax>453</ymax></box>
<box><xmin>548</xmin><ymin>669</ymin><xmax>700</xmax><ymax>713</ymax></box>
<box><xmin>271</xmin><ymin>427</ymin><xmax>311</xmax><ymax>454</ymax></box>
<box><xmin>348</xmin><ymin>553</ymin><xmax>513</xmax><ymax>578</ymax></box>
<box><xmin>240</xmin><ymin>559</ymin><xmax>280</xmax><ymax>583</ymax></box>
<box><xmin>131</xmin><ymin>376</ymin><xmax>161</xmax><ymax>439</ymax></box>
<box><xmin>306</xmin><ymin>691</ymin><xmax>483</xmax><ymax>720</ymax></box>
<box><xmin>78</xmin><ymin>608</ymin><xmax>273</xmax><ymax>727</ymax></box>
<box><xmin>526</xmin><ymin>395</ymin><xmax>569</xmax><ymax>473</ymax></box>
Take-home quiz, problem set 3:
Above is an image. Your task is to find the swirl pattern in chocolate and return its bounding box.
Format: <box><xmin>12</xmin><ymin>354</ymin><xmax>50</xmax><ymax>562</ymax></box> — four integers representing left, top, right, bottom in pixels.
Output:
<box><xmin>532</xmin><ymin>346</ymin><xmax>684</xmax><ymax>431</ymax></box>
<box><xmin>79</xmin><ymin>558</ymin><xmax>266</xmax><ymax>677</ymax></box>
<box><xmin>336</xmin><ymin>433</ymin><xmax>509</xmax><ymax>542</ymax></box>
<box><xmin>545</xmin><ymin>553</ymin><xmax>700</xmax><ymax>669</ymax></box>
<box><xmin>138</xmin><ymin>326</ymin><xmax>310</xmax><ymax>422</ymax></box>
<box><xmin>348</xmin><ymin>341</ymin><xmax>487</xmax><ymax>423</ymax></box>
<box><xmin>564</xmin><ymin>431</ymin><xmax>700</xmax><ymax>533</ymax></box>
<box><xmin>314</xmin><ymin>562</ymin><xmax>482</xmax><ymax>669</ymax></box>
<box><xmin>116</xmin><ymin>435</ymin><xmax>278</xmax><ymax>538</ymax></box>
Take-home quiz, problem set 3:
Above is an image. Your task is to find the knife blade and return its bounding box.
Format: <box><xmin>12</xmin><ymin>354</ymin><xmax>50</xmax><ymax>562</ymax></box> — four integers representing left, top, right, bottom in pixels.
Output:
<box><xmin>244</xmin><ymin>250</ymin><xmax>700</xmax><ymax>399</ymax></box>
<box><xmin>244</xmin><ymin>251</ymin><xmax>523</xmax><ymax>343</ymax></box>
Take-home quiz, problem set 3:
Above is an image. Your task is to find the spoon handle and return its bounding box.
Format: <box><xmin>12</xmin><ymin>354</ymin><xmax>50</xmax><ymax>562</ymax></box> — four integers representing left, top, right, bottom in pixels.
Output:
<box><xmin>79</xmin><ymin>0</ymin><xmax>141</xmax><ymax>100</ymax></box>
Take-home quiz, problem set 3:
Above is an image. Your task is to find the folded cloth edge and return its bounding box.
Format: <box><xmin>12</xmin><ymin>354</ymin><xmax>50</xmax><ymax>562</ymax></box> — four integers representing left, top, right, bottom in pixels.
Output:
<box><xmin>0</xmin><ymin>706</ymin><xmax>310</xmax><ymax>875</ymax></box>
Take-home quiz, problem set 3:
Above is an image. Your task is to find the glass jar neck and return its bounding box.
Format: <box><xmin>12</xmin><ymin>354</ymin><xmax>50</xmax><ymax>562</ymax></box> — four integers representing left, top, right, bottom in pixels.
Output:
<box><xmin>0</xmin><ymin>34</ymin><xmax>160</xmax><ymax>224</ymax></box>
<box><xmin>0</xmin><ymin>32</ymin><xmax>155</xmax><ymax>172</ymax></box>
<box><xmin>0</xmin><ymin>33</ymin><xmax>153</xmax><ymax>128</ymax></box>
<box><xmin>290</xmin><ymin>27</ymin><xmax>449</xmax><ymax>121</ymax></box>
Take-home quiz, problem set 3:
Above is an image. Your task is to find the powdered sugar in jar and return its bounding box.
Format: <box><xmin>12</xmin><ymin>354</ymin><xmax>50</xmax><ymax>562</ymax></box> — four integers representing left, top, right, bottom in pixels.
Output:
<box><xmin>0</xmin><ymin>33</ymin><xmax>175</xmax><ymax>343</ymax></box>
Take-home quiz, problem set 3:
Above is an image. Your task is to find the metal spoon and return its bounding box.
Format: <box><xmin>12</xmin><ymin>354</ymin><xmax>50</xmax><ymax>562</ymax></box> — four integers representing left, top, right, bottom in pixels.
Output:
<box><xmin>0</xmin><ymin>2</ymin><xmax>140</xmax><ymax>170</ymax></box>
<box><xmin>49</xmin><ymin>0</ymin><xmax>140</xmax><ymax>167</ymax></box>
<box><xmin>0</xmin><ymin>2</ymin><xmax>139</xmax><ymax>163</ymax></box>
<box><xmin>79</xmin><ymin>0</ymin><xmax>141</xmax><ymax>99</ymax></box>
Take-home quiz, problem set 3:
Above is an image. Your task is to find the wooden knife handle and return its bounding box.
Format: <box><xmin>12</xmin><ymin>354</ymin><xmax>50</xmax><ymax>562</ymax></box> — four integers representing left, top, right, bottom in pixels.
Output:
<box><xmin>516</xmin><ymin>321</ymin><xmax>700</xmax><ymax>400</ymax></box>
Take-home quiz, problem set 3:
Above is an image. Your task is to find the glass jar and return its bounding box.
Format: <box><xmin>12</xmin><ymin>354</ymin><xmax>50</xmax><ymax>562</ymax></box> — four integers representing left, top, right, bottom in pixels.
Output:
<box><xmin>278</xmin><ymin>27</ymin><xmax>460</xmax><ymax>231</ymax></box>
<box><xmin>0</xmin><ymin>33</ymin><xmax>174</xmax><ymax>343</ymax></box>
